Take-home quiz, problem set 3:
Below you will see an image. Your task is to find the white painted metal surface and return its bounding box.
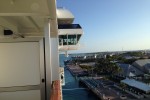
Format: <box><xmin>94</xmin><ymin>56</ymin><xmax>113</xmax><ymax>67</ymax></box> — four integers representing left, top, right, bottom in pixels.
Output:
<box><xmin>59</xmin><ymin>45</ymin><xmax>80</xmax><ymax>51</ymax></box>
<box><xmin>44</xmin><ymin>20</ymin><xmax>52</xmax><ymax>100</ymax></box>
<box><xmin>51</xmin><ymin>38</ymin><xmax>59</xmax><ymax>81</ymax></box>
<box><xmin>0</xmin><ymin>90</ymin><xmax>41</xmax><ymax>100</ymax></box>
<box><xmin>0</xmin><ymin>0</ymin><xmax>82</xmax><ymax>100</ymax></box>
<box><xmin>0</xmin><ymin>42</ymin><xmax>40</xmax><ymax>87</ymax></box>
<box><xmin>0</xmin><ymin>0</ymin><xmax>57</xmax><ymax>37</ymax></box>
<box><xmin>44</xmin><ymin>19</ymin><xmax>60</xmax><ymax>100</ymax></box>
<box><xmin>58</xmin><ymin>29</ymin><xmax>83</xmax><ymax>35</ymax></box>
<box><xmin>60</xmin><ymin>67</ymin><xmax>65</xmax><ymax>86</ymax></box>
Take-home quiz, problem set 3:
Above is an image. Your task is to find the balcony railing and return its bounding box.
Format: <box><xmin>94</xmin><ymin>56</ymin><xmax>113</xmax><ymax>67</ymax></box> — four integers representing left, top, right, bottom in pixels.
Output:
<box><xmin>59</xmin><ymin>44</ymin><xmax>80</xmax><ymax>51</ymax></box>
<box><xmin>50</xmin><ymin>80</ymin><xmax>62</xmax><ymax>100</ymax></box>
<box><xmin>58</xmin><ymin>24</ymin><xmax>83</xmax><ymax>36</ymax></box>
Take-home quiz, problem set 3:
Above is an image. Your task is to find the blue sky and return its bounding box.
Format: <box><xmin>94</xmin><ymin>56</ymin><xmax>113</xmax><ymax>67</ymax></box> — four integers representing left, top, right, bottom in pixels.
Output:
<box><xmin>57</xmin><ymin>0</ymin><xmax>150</xmax><ymax>53</ymax></box>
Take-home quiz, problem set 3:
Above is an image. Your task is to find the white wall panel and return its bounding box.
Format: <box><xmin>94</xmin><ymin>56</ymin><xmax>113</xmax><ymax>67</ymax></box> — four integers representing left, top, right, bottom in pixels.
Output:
<box><xmin>0</xmin><ymin>90</ymin><xmax>41</xmax><ymax>100</ymax></box>
<box><xmin>0</xmin><ymin>42</ymin><xmax>40</xmax><ymax>87</ymax></box>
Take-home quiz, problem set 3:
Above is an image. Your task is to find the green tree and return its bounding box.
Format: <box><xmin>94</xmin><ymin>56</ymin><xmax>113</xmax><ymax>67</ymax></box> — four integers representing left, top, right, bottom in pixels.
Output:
<box><xmin>95</xmin><ymin>58</ymin><xmax>121</xmax><ymax>75</ymax></box>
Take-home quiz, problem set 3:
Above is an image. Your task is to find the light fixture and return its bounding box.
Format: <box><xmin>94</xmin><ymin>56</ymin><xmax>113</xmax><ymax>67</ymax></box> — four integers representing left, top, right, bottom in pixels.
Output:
<box><xmin>4</xmin><ymin>30</ymin><xmax>13</xmax><ymax>35</ymax></box>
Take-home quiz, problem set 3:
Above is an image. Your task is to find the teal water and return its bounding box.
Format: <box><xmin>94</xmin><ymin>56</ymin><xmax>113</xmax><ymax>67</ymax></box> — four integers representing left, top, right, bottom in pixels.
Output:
<box><xmin>59</xmin><ymin>54</ymin><xmax>99</xmax><ymax>100</ymax></box>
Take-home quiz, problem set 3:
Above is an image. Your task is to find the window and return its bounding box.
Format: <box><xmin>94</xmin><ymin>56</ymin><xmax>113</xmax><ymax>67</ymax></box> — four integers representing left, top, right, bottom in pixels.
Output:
<box><xmin>59</xmin><ymin>35</ymin><xmax>67</xmax><ymax>45</ymax></box>
<box><xmin>59</xmin><ymin>34</ymin><xmax>81</xmax><ymax>46</ymax></box>
<box><xmin>68</xmin><ymin>35</ymin><xmax>77</xmax><ymax>45</ymax></box>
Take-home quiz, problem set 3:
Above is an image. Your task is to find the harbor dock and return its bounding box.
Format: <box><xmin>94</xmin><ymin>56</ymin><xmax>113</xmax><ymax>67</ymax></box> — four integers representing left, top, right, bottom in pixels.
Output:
<box><xmin>79</xmin><ymin>77</ymin><xmax>136</xmax><ymax>100</ymax></box>
<box><xmin>66</xmin><ymin>64</ymin><xmax>88</xmax><ymax>77</ymax></box>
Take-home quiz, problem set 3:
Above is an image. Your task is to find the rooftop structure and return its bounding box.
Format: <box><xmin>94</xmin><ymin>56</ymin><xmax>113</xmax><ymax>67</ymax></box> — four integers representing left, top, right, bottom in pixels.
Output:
<box><xmin>117</xmin><ymin>63</ymin><xmax>144</xmax><ymax>77</ymax></box>
<box><xmin>121</xmin><ymin>78</ymin><xmax>150</xmax><ymax>94</ymax></box>
<box><xmin>133</xmin><ymin>59</ymin><xmax>150</xmax><ymax>67</ymax></box>
<box><xmin>132</xmin><ymin>59</ymin><xmax>150</xmax><ymax>74</ymax></box>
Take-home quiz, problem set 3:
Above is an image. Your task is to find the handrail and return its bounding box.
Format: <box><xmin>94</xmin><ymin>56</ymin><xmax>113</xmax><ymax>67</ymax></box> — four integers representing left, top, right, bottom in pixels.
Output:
<box><xmin>50</xmin><ymin>80</ymin><xmax>62</xmax><ymax>100</ymax></box>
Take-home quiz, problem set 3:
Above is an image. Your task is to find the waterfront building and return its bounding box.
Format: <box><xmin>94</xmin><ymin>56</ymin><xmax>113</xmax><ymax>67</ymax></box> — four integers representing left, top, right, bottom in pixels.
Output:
<box><xmin>132</xmin><ymin>59</ymin><xmax>150</xmax><ymax>74</ymax></box>
<box><xmin>121</xmin><ymin>78</ymin><xmax>150</xmax><ymax>94</ymax></box>
<box><xmin>117</xmin><ymin>63</ymin><xmax>144</xmax><ymax>77</ymax></box>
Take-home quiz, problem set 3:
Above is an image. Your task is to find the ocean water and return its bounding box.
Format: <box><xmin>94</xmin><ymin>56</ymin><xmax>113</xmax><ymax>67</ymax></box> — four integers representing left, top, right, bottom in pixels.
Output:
<box><xmin>59</xmin><ymin>54</ymin><xmax>99</xmax><ymax>100</ymax></box>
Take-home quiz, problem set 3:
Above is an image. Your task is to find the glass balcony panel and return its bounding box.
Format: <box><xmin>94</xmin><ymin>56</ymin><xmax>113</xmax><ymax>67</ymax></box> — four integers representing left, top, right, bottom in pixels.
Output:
<box><xmin>58</xmin><ymin>24</ymin><xmax>81</xmax><ymax>29</ymax></box>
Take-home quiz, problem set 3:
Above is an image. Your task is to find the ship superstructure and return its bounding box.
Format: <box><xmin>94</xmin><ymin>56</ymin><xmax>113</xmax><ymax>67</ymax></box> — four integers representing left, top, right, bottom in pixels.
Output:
<box><xmin>57</xmin><ymin>8</ymin><xmax>83</xmax><ymax>51</ymax></box>
<box><xmin>0</xmin><ymin>0</ymin><xmax>83</xmax><ymax>100</ymax></box>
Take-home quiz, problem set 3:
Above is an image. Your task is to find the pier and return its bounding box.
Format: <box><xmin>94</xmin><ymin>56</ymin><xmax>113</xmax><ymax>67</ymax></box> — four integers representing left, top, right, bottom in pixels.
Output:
<box><xmin>79</xmin><ymin>77</ymin><xmax>136</xmax><ymax>100</ymax></box>
<box><xmin>66</xmin><ymin>64</ymin><xmax>88</xmax><ymax>77</ymax></box>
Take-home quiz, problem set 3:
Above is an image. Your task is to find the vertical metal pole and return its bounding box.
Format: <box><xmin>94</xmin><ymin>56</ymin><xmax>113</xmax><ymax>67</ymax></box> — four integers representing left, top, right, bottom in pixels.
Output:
<box><xmin>40</xmin><ymin>39</ymin><xmax>46</xmax><ymax>100</ymax></box>
<box><xmin>67</xmin><ymin>34</ymin><xmax>68</xmax><ymax>46</ymax></box>
<box><xmin>67</xmin><ymin>34</ymin><xmax>69</xmax><ymax>51</ymax></box>
<box><xmin>44</xmin><ymin>19</ymin><xmax>52</xmax><ymax>100</ymax></box>
<box><xmin>76</xmin><ymin>34</ymin><xmax>77</xmax><ymax>45</ymax></box>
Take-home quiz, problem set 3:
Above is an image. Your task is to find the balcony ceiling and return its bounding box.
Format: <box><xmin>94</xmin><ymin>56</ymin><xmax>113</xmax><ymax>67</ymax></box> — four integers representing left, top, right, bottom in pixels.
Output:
<box><xmin>0</xmin><ymin>0</ymin><xmax>57</xmax><ymax>38</ymax></box>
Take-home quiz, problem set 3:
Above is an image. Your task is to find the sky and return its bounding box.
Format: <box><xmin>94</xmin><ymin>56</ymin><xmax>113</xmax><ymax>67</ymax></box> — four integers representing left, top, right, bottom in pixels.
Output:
<box><xmin>57</xmin><ymin>0</ymin><xmax>150</xmax><ymax>53</ymax></box>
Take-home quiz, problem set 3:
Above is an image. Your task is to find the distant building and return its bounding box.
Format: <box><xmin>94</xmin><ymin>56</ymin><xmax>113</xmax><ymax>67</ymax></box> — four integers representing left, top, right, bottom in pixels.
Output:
<box><xmin>132</xmin><ymin>59</ymin><xmax>150</xmax><ymax>74</ymax></box>
<box><xmin>121</xmin><ymin>78</ymin><xmax>150</xmax><ymax>94</ymax></box>
<box><xmin>144</xmin><ymin>63</ymin><xmax>150</xmax><ymax>73</ymax></box>
<box><xmin>124</xmin><ymin>56</ymin><xmax>133</xmax><ymax>60</ymax></box>
<box><xmin>117</xmin><ymin>63</ymin><xmax>144</xmax><ymax>77</ymax></box>
<box><xmin>124</xmin><ymin>56</ymin><xmax>140</xmax><ymax>60</ymax></box>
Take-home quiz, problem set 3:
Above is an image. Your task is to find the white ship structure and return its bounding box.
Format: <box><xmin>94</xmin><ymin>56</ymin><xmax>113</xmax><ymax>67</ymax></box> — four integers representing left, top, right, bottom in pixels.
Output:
<box><xmin>0</xmin><ymin>0</ymin><xmax>83</xmax><ymax>100</ymax></box>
